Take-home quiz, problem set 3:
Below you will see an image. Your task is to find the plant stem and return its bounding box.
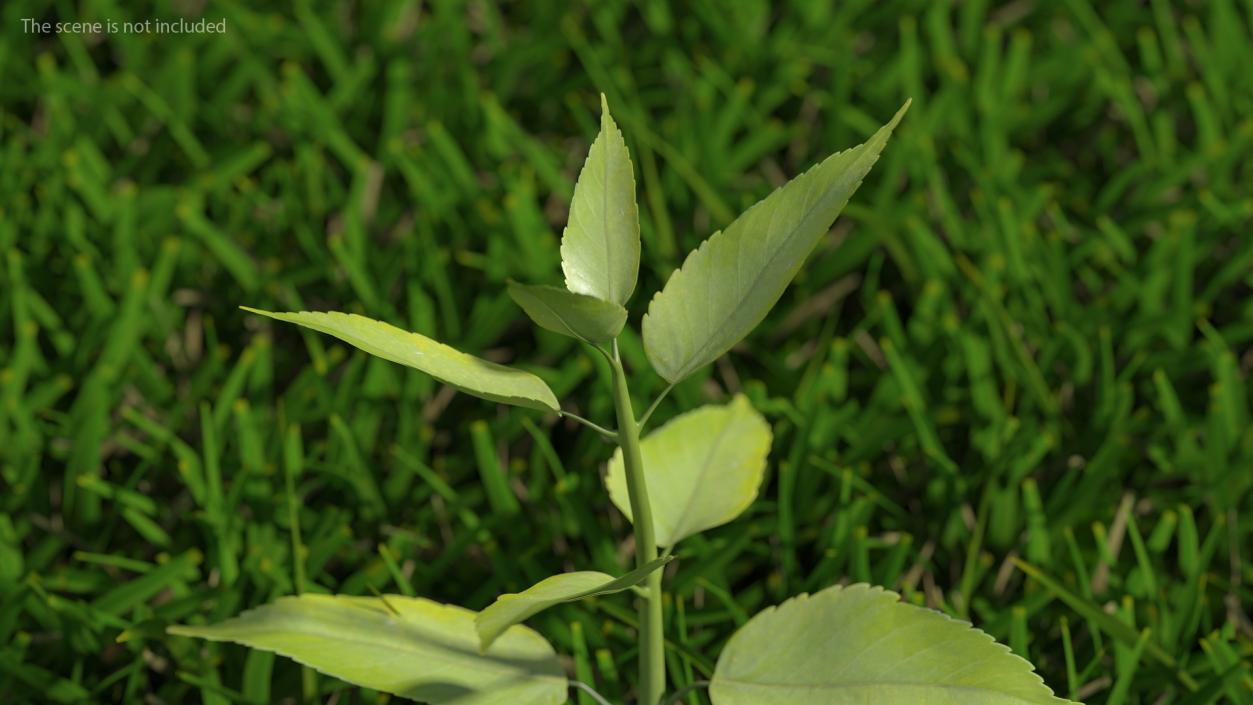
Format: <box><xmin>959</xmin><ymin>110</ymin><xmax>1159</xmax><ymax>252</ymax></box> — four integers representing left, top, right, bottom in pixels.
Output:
<box><xmin>660</xmin><ymin>681</ymin><xmax>710</xmax><ymax>705</ymax></box>
<box><xmin>609</xmin><ymin>343</ymin><xmax>665</xmax><ymax>705</ymax></box>
<box><xmin>572</xmin><ymin>681</ymin><xmax>616</xmax><ymax>705</ymax></box>
<box><xmin>283</xmin><ymin>425</ymin><xmax>318</xmax><ymax>705</ymax></box>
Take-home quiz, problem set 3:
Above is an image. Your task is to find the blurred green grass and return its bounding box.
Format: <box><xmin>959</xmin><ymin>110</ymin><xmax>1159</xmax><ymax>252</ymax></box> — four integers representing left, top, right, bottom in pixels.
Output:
<box><xmin>2</xmin><ymin>0</ymin><xmax>1251</xmax><ymax>703</ymax></box>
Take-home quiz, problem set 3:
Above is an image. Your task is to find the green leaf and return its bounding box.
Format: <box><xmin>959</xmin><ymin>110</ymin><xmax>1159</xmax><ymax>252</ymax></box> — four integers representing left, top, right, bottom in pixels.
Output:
<box><xmin>506</xmin><ymin>281</ymin><xmax>628</xmax><ymax>344</ymax></box>
<box><xmin>642</xmin><ymin>101</ymin><xmax>910</xmax><ymax>383</ymax></box>
<box><xmin>560</xmin><ymin>94</ymin><xmax>641</xmax><ymax>305</ymax></box>
<box><xmin>168</xmin><ymin>594</ymin><xmax>567</xmax><ymax>705</ymax></box>
<box><xmin>605</xmin><ymin>395</ymin><xmax>771</xmax><ymax>547</ymax></box>
<box><xmin>476</xmin><ymin>556</ymin><xmax>672</xmax><ymax>651</ymax></box>
<box><xmin>242</xmin><ymin>308</ymin><xmax>559</xmax><ymax>412</ymax></box>
<box><xmin>710</xmin><ymin>583</ymin><xmax>1076</xmax><ymax>705</ymax></box>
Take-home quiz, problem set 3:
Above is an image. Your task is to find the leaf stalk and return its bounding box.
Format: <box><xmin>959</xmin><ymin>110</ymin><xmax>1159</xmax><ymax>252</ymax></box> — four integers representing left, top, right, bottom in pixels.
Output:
<box><xmin>560</xmin><ymin>410</ymin><xmax>618</xmax><ymax>441</ymax></box>
<box><xmin>636</xmin><ymin>382</ymin><xmax>674</xmax><ymax>429</ymax></box>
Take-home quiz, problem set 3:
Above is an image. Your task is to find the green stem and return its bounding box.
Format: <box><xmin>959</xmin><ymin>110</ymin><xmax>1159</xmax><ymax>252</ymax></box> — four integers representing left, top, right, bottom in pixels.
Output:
<box><xmin>660</xmin><ymin>681</ymin><xmax>710</xmax><ymax>705</ymax></box>
<box><xmin>609</xmin><ymin>343</ymin><xmax>665</xmax><ymax>705</ymax></box>
<box><xmin>637</xmin><ymin>382</ymin><xmax>675</xmax><ymax>429</ymax></box>
<box><xmin>283</xmin><ymin>425</ymin><xmax>318</xmax><ymax>705</ymax></box>
<box><xmin>560</xmin><ymin>410</ymin><xmax>618</xmax><ymax>441</ymax></box>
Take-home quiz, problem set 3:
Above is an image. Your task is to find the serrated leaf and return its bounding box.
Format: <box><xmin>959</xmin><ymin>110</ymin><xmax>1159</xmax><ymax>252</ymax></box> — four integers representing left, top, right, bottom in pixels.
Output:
<box><xmin>605</xmin><ymin>395</ymin><xmax>770</xmax><ymax>547</ymax></box>
<box><xmin>710</xmin><ymin>583</ymin><xmax>1077</xmax><ymax>705</ymax></box>
<box><xmin>476</xmin><ymin>556</ymin><xmax>672</xmax><ymax>651</ymax></box>
<box><xmin>507</xmin><ymin>282</ymin><xmax>628</xmax><ymax>344</ymax></box>
<box><xmin>168</xmin><ymin>594</ymin><xmax>566</xmax><ymax>705</ymax></box>
<box><xmin>560</xmin><ymin>94</ymin><xmax>640</xmax><ymax>305</ymax></box>
<box><xmin>642</xmin><ymin>101</ymin><xmax>910</xmax><ymax>383</ymax></box>
<box><xmin>242</xmin><ymin>308</ymin><xmax>559</xmax><ymax>412</ymax></box>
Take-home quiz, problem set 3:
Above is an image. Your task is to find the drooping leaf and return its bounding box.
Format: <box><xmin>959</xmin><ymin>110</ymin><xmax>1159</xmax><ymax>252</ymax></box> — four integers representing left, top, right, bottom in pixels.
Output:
<box><xmin>476</xmin><ymin>556</ymin><xmax>672</xmax><ymax>651</ymax></box>
<box><xmin>710</xmin><ymin>583</ymin><xmax>1077</xmax><ymax>705</ymax></box>
<box><xmin>168</xmin><ymin>594</ymin><xmax>567</xmax><ymax>705</ymax></box>
<box><xmin>507</xmin><ymin>282</ymin><xmax>628</xmax><ymax>344</ymax></box>
<box><xmin>642</xmin><ymin>101</ymin><xmax>910</xmax><ymax>383</ymax></box>
<box><xmin>242</xmin><ymin>308</ymin><xmax>559</xmax><ymax>412</ymax></box>
<box><xmin>605</xmin><ymin>395</ymin><xmax>771</xmax><ymax>547</ymax></box>
<box><xmin>559</xmin><ymin>94</ymin><xmax>640</xmax><ymax>305</ymax></box>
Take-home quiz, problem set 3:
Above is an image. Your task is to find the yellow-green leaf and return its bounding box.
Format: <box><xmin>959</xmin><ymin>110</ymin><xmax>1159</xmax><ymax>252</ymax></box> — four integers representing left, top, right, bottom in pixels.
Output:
<box><xmin>168</xmin><ymin>594</ymin><xmax>566</xmax><ymax>705</ymax></box>
<box><xmin>507</xmin><ymin>282</ymin><xmax>628</xmax><ymax>344</ymax></box>
<box><xmin>476</xmin><ymin>556</ymin><xmax>672</xmax><ymax>651</ymax></box>
<box><xmin>560</xmin><ymin>94</ymin><xmax>640</xmax><ymax>305</ymax></box>
<box><xmin>605</xmin><ymin>395</ymin><xmax>771</xmax><ymax>547</ymax></box>
<box><xmin>710</xmin><ymin>584</ymin><xmax>1077</xmax><ymax>705</ymax></box>
<box><xmin>242</xmin><ymin>308</ymin><xmax>559</xmax><ymax>412</ymax></box>
<box><xmin>642</xmin><ymin>101</ymin><xmax>910</xmax><ymax>383</ymax></box>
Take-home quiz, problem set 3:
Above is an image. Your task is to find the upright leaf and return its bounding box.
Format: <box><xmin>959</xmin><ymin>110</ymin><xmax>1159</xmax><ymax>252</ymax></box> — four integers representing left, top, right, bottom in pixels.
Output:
<box><xmin>560</xmin><ymin>94</ymin><xmax>641</xmax><ymax>305</ymax></box>
<box><xmin>605</xmin><ymin>395</ymin><xmax>771</xmax><ymax>547</ymax></box>
<box><xmin>642</xmin><ymin>101</ymin><xmax>910</xmax><ymax>383</ymax></box>
<box><xmin>507</xmin><ymin>282</ymin><xmax>628</xmax><ymax>344</ymax></box>
<box><xmin>710</xmin><ymin>583</ymin><xmax>1076</xmax><ymax>705</ymax></box>
<box><xmin>476</xmin><ymin>556</ymin><xmax>673</xmax><ymax>651</ymax></box>
<box><xmin>243</xmin><ymin>308</ymin><xmax>559</xmax><ymax>411</ymax></box>
<box><xmin>169</xmin><ymin>594</ymin><xmax>567</xmax><ymax>705</ymax></box>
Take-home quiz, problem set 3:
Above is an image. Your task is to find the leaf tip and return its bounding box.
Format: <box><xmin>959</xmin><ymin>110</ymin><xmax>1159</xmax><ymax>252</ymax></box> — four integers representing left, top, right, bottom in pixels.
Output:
<box><xmin>598</xmin><ymin>92</ymin><xmax>625</xmax><ymax>138</ymax></box>
<box><xmin>887</xmin><ymin>99</ymin><xmax>912</xmax><ymax>131</ymax></box>
<box><xmin>165</xmin><ymin>624</ymin><xmax>197</xmax><ymax>638</ymax></box>
<box><xmin>472</xmin><ymin>616</ymin><xmax>497</xmax><ymax>653</ymax></box>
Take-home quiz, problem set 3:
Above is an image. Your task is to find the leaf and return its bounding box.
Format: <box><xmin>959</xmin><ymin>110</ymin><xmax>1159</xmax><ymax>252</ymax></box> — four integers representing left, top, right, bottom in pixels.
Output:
<box><xmin>710</xmin><ymin>583</ymin><xmax>1077</xmax><ymax>705</ymax></box>
<box><xmin>642</xmin><ymin>101</ymin><xmax>910</xmax><ymax>383</ymax></box>
<box><xmin>242</xmin><ymin>308</ymin><xmax>559</xmax><ymax>412</ymax></box>
<box><xmin>560</xmin><ymin>94</ymin><xmax>641</xmax><ymax>305</ymax></box>
<box><xmin>507</xmin><ymin>282</ymin><xmax>628</xmax><ymax>344</ymax></box>
<box><xmin>168</xmin><ymin>594</ymin><xmax>567</xmax><ymax>705</ymax></box>
<box><xmin>476</xmin><ymin>556</ymin><xmax>672</xmax><ymax>651</ymax></box>
<box><xmin>605</xmin><ymin>395</ymin><xmax>771</xmax><ymax>547</ymax></box>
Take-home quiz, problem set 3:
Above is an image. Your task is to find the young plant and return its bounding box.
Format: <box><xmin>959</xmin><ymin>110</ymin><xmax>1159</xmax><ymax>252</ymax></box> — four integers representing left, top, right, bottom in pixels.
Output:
<box><xmin>169</xmin><ymin>96</ymin><xmax>1077</xmax><ymax>705</ymax></box>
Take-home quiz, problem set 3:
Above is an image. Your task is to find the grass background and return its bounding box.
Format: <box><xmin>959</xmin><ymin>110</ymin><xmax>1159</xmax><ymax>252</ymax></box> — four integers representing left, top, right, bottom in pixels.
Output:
<box><xmin>2</xmin><ymin>0</ymin><xmax>1252</xmax><ymax>703</ymax></box>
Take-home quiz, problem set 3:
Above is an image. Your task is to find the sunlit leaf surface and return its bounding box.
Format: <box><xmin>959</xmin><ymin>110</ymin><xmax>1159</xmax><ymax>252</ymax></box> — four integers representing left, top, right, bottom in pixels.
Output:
<box><xmin>643</xmin><ymin>102</ymin><xmax>910</xmax><ymax>383</ymax></box>
<box><xmin>476</xmin><ymin>556</ymin><xmax>671</xmax><ymax>650</ymax></box>
<box><xmin>560</xmin><ymin>95</ymin><xmax>641</xmax><ymax>306</ymax></box>
<box><xmin>243</xmin><ymin>307</ymin><xmax>559</xmax><ymax>411</ymax></box>
<box><xmin>711</xmin><ymin>583</ymin><xmax>1077</xmax><ymax>705</ymax></box>
<box><xmin>606</xmin><ymin>395</ymin><xmax>771</xmax><ymax>547</ymax></box>
<box><xmin>169</xmin><ymin>594</ymin><xmax>567</xmax><ymax>705</ymax></box>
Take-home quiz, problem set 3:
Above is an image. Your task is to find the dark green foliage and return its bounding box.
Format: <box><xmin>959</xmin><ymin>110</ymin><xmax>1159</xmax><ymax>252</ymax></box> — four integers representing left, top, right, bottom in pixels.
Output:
<box><xmin>1</xmin><ymin>1</ymin><xmax>1250</xmax><ymax>703</ymax></box>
